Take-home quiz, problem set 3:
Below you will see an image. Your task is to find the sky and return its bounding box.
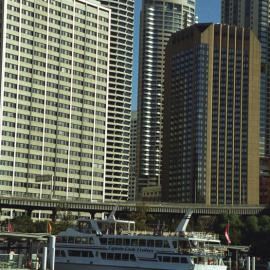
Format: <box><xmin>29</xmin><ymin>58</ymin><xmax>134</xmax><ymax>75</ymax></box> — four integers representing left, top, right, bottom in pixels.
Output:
<box><xmin>131</xmin><ymin>0</ymin><xmax>221</xmax><ymax>110</ymax></box>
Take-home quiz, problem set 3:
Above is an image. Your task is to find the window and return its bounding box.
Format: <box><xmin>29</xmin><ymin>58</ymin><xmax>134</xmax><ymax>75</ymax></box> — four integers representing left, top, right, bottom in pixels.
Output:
<box><xmin>122</xmin><ymin>254</ymin><xmax>129</xmax><ymax>261</ymax></box>
<box><xmin>68</xmin><ymin>237</ymin><xmax>74</xmax><ymax>244</ymax></box>
<box><xmin>163</xmin><ymin>256</ymin><xmax>171</xmax><ymax>262</ymax></box>
<box><xmin>181</xmin><ymin>257</ymin><xmax>188</xmax><ymax>263</ymax></box>
<box><xmin>68</xmin><ymin>250</ymin><xmax>80</xmax><ymax>257</ymax></box>
<box><xmin>114</xmin><ymin>253</ymin><xmax>121</xmax><ymax>260</ymax></box>
<box><xmin>55</xmin><ymin>250</ymin><xmax>65</xmax><ymax>257</ymax></box>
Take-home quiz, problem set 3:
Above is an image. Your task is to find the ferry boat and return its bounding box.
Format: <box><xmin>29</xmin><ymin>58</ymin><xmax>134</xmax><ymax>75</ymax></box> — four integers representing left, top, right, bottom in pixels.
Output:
<box><xmin>55</xmin><ymin>210</ymin><xmax>227</xmax><ymax>270</ymax></box>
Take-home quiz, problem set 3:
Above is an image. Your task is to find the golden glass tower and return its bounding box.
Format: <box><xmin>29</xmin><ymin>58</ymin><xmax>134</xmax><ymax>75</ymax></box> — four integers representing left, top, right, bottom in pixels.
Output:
<box><xmin>162</xmin><ymin>24</ymin><xmax>260</xmax><ymax>205</ymax></box>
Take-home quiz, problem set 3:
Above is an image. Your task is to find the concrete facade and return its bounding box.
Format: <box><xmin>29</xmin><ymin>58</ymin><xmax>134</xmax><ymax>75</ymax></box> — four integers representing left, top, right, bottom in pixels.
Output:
<box><xmin>0</xmin><ymin>0</ymin><xmax>110</xmax><ymax>204</ymax></box>
<box><xmin>98</xmin><ymin>0</ymin><xmax>134</xmax><ymax>201</ymax></box>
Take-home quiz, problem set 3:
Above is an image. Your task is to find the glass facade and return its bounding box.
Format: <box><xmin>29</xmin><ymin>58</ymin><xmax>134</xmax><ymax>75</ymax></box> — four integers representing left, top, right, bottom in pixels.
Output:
<box><xmin>137</xmin><ymin>0</ymin><xmax>196</xmax><ymax>195</ymax></box>
<box><xmin>0</xmin><ymin>0</ymin><xmax>110</xmax><ymax>202</ymax></box>
<box><xmin>162</xmin><ymin>24</ymin><xmax>260</xmax><ymax>205</ymax></box>
<box><xmin>168</xmin><ymin>44</ymin><xmax>208</xmax><ymax>203</ymax></box>
<box><xmin>221</xmin><ymin>0</ymin><xmax>270</xmax><ymax>158</ymax></box>
<box><xmin>128</xmin><ymin>111</ymin><xmax>137</xmax><ymax>201</ymax></box>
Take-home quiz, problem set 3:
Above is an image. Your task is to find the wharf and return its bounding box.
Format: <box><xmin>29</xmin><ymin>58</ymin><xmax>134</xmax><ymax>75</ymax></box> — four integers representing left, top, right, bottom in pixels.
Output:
<box><xmin>0</xmin><ymin>232</ymin><xmax>52</xmax><ymax>270</ymax></box>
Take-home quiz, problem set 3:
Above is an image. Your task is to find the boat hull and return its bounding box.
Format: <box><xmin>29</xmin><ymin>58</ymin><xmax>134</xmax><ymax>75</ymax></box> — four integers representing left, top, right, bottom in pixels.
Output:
<box><xmin>55</xmin><ymin>263</ymin><xmax>159</xmax><ymax>270</ymax></box>
<box><xmin>56</xmin><ymin>262</ymin><xmax>227</xmax><ymax>270</ymax></box>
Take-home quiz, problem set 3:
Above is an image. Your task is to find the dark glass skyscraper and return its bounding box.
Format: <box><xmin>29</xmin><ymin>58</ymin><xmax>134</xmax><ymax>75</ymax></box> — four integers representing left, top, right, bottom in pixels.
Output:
<box><xmin>136</xmin><ymin>0</ymin><xmax>196</xmax><ymax>196</ymax></box>
<box><xmin>221</xmin><ymin>0</ymin><xmax>270</xmax><ymax>158</ymax></box>
<box><xmin>162</xmin><ymin>24</ymin><xmax>260</xmax><ymax>205</ymax></box>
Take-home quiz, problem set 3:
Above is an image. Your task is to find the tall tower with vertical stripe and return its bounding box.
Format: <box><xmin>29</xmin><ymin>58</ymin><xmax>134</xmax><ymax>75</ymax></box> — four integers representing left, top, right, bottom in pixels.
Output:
<box><xmin>98</xmin><ymin>0</ymin><xmax>134</xmax><ymax>201</ymax></box>
<box><xmin>136</xmin><ymin>0</ymin><xmax>196</xmax><ymax>197</ymax></box>
<box><xmin>162</xmin><ymin>24</ymin><xmax>260</xmax><ymax>205</ymax></box>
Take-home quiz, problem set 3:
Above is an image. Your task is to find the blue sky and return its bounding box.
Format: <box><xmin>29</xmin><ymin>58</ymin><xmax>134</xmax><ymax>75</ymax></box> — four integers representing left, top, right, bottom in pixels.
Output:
<box><xmin>131</xmin><ymin>0</ymin><xmax>221</xmax><ymax>110</ymax></box>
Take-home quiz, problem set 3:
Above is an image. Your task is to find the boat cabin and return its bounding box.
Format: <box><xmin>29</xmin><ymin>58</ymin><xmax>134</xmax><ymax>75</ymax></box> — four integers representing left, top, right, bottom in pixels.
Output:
<box><xmin>77</xmin><ymin>218</ymin><xmax>135</xmax><ymax>235</ymax></box>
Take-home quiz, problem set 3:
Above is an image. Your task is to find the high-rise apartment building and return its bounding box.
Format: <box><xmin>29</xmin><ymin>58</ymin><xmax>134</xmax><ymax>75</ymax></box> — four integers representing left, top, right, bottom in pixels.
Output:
<box><xmin>136</xmin><ymin>0</ymin><xmax>196</xmax><ymax>196</ymax></box>
<box><xmin>221</xmin><ymin>0</ymin><xmax>270</xmax><ymax>158</ymax></box>
<box><xmin>128</xmin><ymin>111</ymin><xmax>137</xmax><ymax>201</ymax></box>
<box><xmin>0</xmin><ymin>0</ymin><xmax>110</xmax><ymax>203</ymax></box>
<box><xmin>162</xmin><ymin>24</ymin><xmax>260</xmax><ymax>205</ymax></box>
<box><xmin>98</xmin><ymin>0</ymin><xmax>134</xmax><ymax>201</ymax></box>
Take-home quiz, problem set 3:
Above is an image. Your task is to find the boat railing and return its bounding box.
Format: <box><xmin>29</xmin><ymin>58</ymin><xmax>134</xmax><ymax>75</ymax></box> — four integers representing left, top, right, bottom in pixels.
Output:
<box><xmin>121</xmin><ymin>230</ymin><xmax>218</xmax><ymax>240</ymax></box>
<box><xmin>189</xmin><ymin>247</ymin><xmax>226</xmax><ymax>257</ymax></box>
<box><xmin>184</xmin><ymin>231</ymin><xmax>219</xmax><ymax>240</ymax></box>
<box><xmin>0</xmin><ymin>254</ymin><xmax>36</xmax><ymax>269</ymax></box>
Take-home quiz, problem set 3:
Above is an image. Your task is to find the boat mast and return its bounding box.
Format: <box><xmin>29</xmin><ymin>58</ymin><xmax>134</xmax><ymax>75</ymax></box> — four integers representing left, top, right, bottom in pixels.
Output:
<box><xmin>176</xmin><ymin>210</ymin><xmax>193</xmax><ymax>233</ymax></box>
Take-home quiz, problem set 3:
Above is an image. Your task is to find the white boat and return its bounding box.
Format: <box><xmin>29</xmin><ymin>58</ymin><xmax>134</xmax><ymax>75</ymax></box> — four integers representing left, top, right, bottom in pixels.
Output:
<box><xmin>55</xmin><ymin>210</ymin><xmax>227</xmax><ymax>270</ymax></box>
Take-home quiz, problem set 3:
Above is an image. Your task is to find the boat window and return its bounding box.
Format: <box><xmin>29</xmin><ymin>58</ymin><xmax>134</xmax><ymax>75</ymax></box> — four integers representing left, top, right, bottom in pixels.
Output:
<box><xmin>101</xmin><ymin>252</ymin><xmax>106</xmax><ymax>259</ymax></box>
<box><xmin>62</xmin><ymin>236</ymin><xmax>68</xmax><ymax>243</ymax></box>
<box><xmin>68</xmin><ymin>237</ymin><xmax>74</xmax><ymax>244</ymax></box>
<box><xmin>155</xmin><ymin>240</ymin><xmax>162</xmax><ymax>248</ymax></box>
<box><xmin>68</xmin><ymin>250</ymin><xmax>80</xmax><ymax>257</ymax></box>
<box><xmin>55</xmin><ymin>250</ymin><xmax>66</xmax><ymax>257</ymax></box>
<box><xmin>163</xmin><ymin>241</ymin><xmax>170</xmax><ymax>248</ymax></box>
<box><xmin>114</xmin><ymin>253</ymin><xmax>121</xmax><ymax>260</ymax></box>
<box><xmin>163</xmin><ymin>256</ymin><xmax>171</xmax><ymax>262</ymax></box>
<box><xmin>179</xmin><ymin>240</ymin><xmax>190</xmax><ymax>249</ymax></box>
<box><xmin>122</xmin><ymin>254</ymin><xmax>129</xmax><ymax>261</ymax></box>
<box><xmin>158</xmin><ymin>256</ymin><xmax>162</xmax><ymax>261</ymax></box>
<box><xmin>139</xmin><ymin>239</ymin><xmax>146</xmax><ymax>246</ymax></box>
<box><xmin>191</xmin><ymin>240</ymin><xmax>199</xmax><ymax>247</ymax></box>
<box><xmin>100</xmin><ymin>238</ymin><xmax>107</xmax><ymax>245</ymax></box>
<box><xmin>130</xmin><ymin>254</ymin><xmax>136</xmax><ymax>261</ymax></box>
<box><xmin>131</xmin><ymin>239</ymin><xmax>138</xmax><ymax>246</ymax></box>
<box><xmin>78</xmin><ymin>221</ymin><xmax>91</xmax><ymax>233</ymax></box>
<box><xmin>108</xmin><ymin>238</ymin><xmax>115</xmax><ymax>245</ymax></box>
<box><xmin>181</xmin><ymin>257</ymin><xmax>188</xmax><ymax>264</ymax></box>
<box><xmin>107</xmin><ymin>253</ymin><xmax>114</xmax><ymax>260</ymax></box>
<box><xmin>172</xmin><ymin>257</ymin><xmax>179</xmax><ymax>263</ymax></box>
<box><xmin>75</xmin><ymin>237</ymin><xmax>82</xmax><ymax>244</ymax></box>
<box><xmin>147</xmin><ymin>240</ymin><xmax>154</xmax><ymax>247</ymax></box>
<box><xmin>56</xmin><ymin>237</ymin><xmax>62</xmax><ymax>243</ymax></box>
<box><xmin>81</xmin><ymin>251</ymin><xmax>89</xmax><ymax>257</ymax></box>
<box><xmin>116</xmin><ymin>238</ymin><xmax>122</xmax><ymax>245</ymax></box>
<box><xmin>123</xmin><ymin>238</ymin><xmax>130</xmax><ymax>246</ymax></box>
<box><xmin>89</xmin><ymin>251</ymin><xmax>94</xmax><ymax>257</ymax></box>
<box><xmin>88</xmin><ymin>237</ymin><xmax>94</xmax><ymax>244</ymax></box>
<box><xmin>172</xmin><ymin>241</ymin><xmax>177</xmax><ymax>248</ymax></box>
<box><xmin>81</xmin><ymin>237</ymin><xmax>87</xmax><ymax>244</ymax></box>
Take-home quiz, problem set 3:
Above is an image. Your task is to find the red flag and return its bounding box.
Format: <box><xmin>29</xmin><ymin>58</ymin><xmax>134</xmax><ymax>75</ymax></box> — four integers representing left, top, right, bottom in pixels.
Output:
<box><xmin>224</xmin><ymin>223</ymin><xmax>231</xmax><ymax>244</ymax></box>
<box><xmin>47</xmin><ymin>222</ymin><xmax>52</xmax><ymax>234</ymax></box>
<box><xmin>7</xmin><ymin>222</ymin><xmax>14</xmax><ymax>233</ymax></box>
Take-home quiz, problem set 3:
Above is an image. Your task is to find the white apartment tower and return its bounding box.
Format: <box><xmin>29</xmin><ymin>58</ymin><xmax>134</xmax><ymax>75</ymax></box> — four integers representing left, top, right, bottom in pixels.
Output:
<box><xmin>136</xmin><ymin>0</ymin><xmax>196</xmax><ymax>196</ymax></box>
<box><xmin>0</xmin><ymin>0</ymin><xmax>111</xmax><ymax>203</ymax></box>
<box><xmin>98</xmin><ymin>0</ymin><xmax>135</xmax><ymax>201</ymax></box>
